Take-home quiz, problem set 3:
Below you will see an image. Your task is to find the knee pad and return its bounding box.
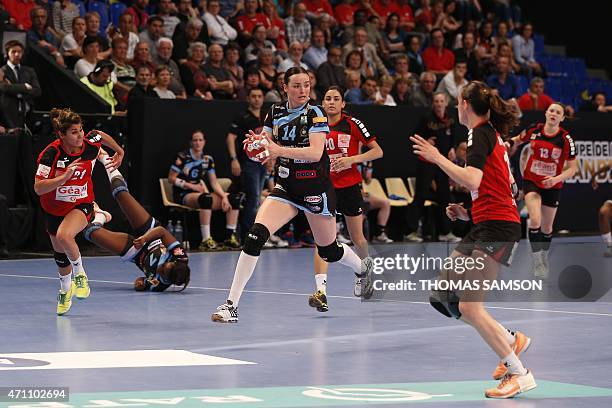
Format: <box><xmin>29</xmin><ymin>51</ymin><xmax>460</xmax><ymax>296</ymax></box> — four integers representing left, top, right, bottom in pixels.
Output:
<box><xmin>243</xmin><ymin>223</ymin><xmax>270</xmax><ymax>256</ymax></box>
<box><xmin>429</xmin><ymin>290</ymin><xmax>462</xmax><ymax>319</ymax></box>
<box><xmin>229</xmin><ymin>192</ymin><xmax>244</xmax><ymax>210</ymax></box>
<box><xmin>134</xmin><ymin>217</ymin><xmax>160</xmax><ymax>237</ymax></box>
<box><xmin>110</xmin><ymin>176</ymin><xmax>129</xmax><ymax>198</ymax></box>
<box><xmin>197</xmin><ymin>193</ymin><xmax>213</xmax><ymax>209</ymax></box>
<box><xmin>54</xmin><ymin>251</ymin><xmax>70</xmax><ymax>268</ymax></box>
<box><xmin>317</xmin><ymin>241</ymin><xmax>344</xmax><ymax>263</ymax></box>
<box><xmin>83</xmin><ymin>222</ymin><xmax>103</xmax><ymax>242</ymax></box>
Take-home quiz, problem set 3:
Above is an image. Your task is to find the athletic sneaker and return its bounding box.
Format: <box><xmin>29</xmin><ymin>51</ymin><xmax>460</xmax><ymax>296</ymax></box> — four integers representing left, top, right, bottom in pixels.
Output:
<box><xmin>492</xmin><ymin>331</ymin><xmax>532</xmax><ymax>380</ymax></box>
<box><xmin>308</xmin><ymin>290</ymin><xmax>328</xmax><ymax>312</ymax></box>
<box><xmin>264</xmin><ymin>240</ymin><xmax>275</xmax><ymax>248</ymax></box>
<box><xmin>224</xmin><ymin>233</ymin><xmax>242</xmax><ymax>250</ymax></box>
<box><xmin>337</xmin><ymin>232</ymin><xmax>352</xmax><ymax>245</ymax></box>
<box><xmin>354</xmin><ymin>257</ymin><xmax>374</xmax><ymax>299</ymax></box>
<box><xmin>373</xmin><ymin>232</ymin><xmax>393</xmax><ymax>243</ymax></box>
<box><xmin>438</xmin><ymin>232</ymin><xmax>461</xmax><ymax>243</ymax></box>
<box><xmin>485</xmin><ymin>370</ymin><xmax>537</xmax><ymax>399</ymax></box>
<box><xmin>269</xmin><ymin>234</ymin><xmax>289</xmax><ymax>248</ymax></box>
<box><xmin>199</xmin><ymin>237</ymin><xmax>219</xmax><ymax>251</ymax></box>
<box><xmin>404</xmin><ymin>232</ymin><xmax>424</xmax><ymax>243</ymax></box>
<box><xmin>74</xmin><ymin>272</ymin><xmax>90</xmax><ymax>299</ymax></box>
<box><xmin>57</xmin><ymin>281</ymin><xmax>76</xmax><ymax>315</ymax></box>
<box><xmin>211</xmin><ymin>302</ymin><xmax>238</xmax><ymax>323</ymax></box>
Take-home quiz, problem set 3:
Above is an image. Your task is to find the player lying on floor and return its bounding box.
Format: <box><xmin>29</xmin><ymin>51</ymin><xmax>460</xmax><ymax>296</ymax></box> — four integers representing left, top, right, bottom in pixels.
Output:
<box><xmin>84</xmin><ymin>152</ymin><xmax>190</xmax><ymax>292</ymax></box>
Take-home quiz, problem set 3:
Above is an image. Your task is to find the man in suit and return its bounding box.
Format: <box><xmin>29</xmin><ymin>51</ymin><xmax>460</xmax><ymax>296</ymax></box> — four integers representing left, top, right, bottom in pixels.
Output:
<box><xmin>0</xmin><ymin>40</ymin><xmax>41</xmax><ymax>129</ymax></box>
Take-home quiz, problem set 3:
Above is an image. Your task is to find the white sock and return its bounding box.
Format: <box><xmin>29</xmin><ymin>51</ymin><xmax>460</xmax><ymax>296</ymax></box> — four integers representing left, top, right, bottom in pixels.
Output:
<box><xmin>99</xmin><ymin>150</ymin><xmax>122</xmax><ymax>180</ymax></box>
<box><xmin>69</xmin><ymin>256</ymin><xmax>85</xmax><ymax>275</ymax></box>
<box><xmin>59</xmin><ymin>272</ymin><xmax>72</xmax><ymax>292</ymax></box>
<box><xmin>200</xmin><ymin>225</ymin><xmax>211</xmax><ymax>240</ymax></box>
<box><xmin>502</xmin><ymin>351</ymin><xmax>527</xmax><ymax>376</ymax></box>
<box><xmin>227</xmin><ymin>252</ymin><xmax>258</xmax><ymax>306</ymax></box>
<box><xmin>315</xmin><ymin>273</ymin><xmax>327</xmax><ymax>293</ymax></box>
<box><xmin>498</xmin><ymin>323</ymin><xmax>516</xmax><ymax>346</ymax></box>
<box><xmin>93</xmin><ymin>212</ymin><xmax>107</xmax><ymax>225</ymax></box>
<box><xmin>226</xmin><ymin>224</ymin><xmax>237</xmax><ymax>231</ymax></box>
<box><xmin>337</xmin><ymin>243</ymin><xmax>362</xmax><ymax>274</ymax></box>
<box><xmin>602</xmin><ymin>232</ymin><xmax>612</xmax><ymax>245</ymax></box>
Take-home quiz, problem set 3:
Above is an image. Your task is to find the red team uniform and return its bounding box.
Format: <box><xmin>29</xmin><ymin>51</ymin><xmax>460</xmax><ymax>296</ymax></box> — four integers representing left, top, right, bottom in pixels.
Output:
<box><xmin>326</xmin><ymin>113</ymin><xmax>376</xmax><ymax>216</ymax></box>
<box><xmin>456</xmin><ymin>121</ymin><xmax>521</xmax><ymax>265</ymax></box>
<box><xmin>35</xmin><ymin>131</ymin><xmax>102</xmax><ymax>234</ymax></box>
<box><xmin>520</xmin><ymin>123</ymin><xmax>576</xmax><ymax>207</ymax></box>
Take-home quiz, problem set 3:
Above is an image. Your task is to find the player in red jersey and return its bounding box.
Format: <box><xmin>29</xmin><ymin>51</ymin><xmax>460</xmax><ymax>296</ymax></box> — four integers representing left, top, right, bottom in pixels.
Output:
<box><xmin>505</xmin><ymin>103</ymin><xmax>577</xmax><ymax>277</ymax></box>
<box><xmin>308</xmin><ymin>86</ymin><xmax>384</xmax><ymax>312</ymax></box>
<box><xmin>412</xmin><ymin>81</ymin><xmax>537</xmax><ymax>399</ymax></box>
<box><xmin>34</xmin><ymin>108</ymin><xmax>123</xmax><ymax>315</ymax></box>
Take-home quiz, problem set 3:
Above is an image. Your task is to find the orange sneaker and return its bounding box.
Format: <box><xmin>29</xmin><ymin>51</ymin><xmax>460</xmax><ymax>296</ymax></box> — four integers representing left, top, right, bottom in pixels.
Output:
<box><xmin>492</xmin><ymin>331</ymin><xmax>532</xmax><ymax>380</ymax></box>
<box><xmin>485</xmin><ymin>370</ymin><xmax>537</xmax><ymax>399</ymax></box>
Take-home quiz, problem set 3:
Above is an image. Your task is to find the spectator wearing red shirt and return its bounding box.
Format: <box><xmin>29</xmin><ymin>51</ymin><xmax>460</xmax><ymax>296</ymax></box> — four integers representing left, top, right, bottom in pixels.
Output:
<box><xmin>334</xmin><ymin>0</ymin><xmax>355</xmax><ymax>27</ymax></box>
<box><xmin>373</xmin><ymin>0</ymin><xmax>400</xmax><ymax>24</ymax></box>
<box><xmin>397</xmin><ymin>0</ymin><xmax>415</xmax><ymax>31</ymax></box>
<box><xmin>262</xmin><ymin>0</ymin><xmax>287</xmax><ymax>51</ymax></box>
<box><xmin>303</xmin><ymin>0</ymin><xmax>335</xmax><ymax>23</ymax></box>
<box><xmin>415</xmin><ymin>0</ymin><xmax>433</xmax><ymax>32</ymax></box>
<box><xmin>3</xmin><ymin>0</ymin><xmax>36</xmax><ymax>30</ymax></box>
<box><xmin>127</xmin><ymin>0</ymin><xmax>149</xmax><ymax>32</ymax></box>
<box><xmin>517</xmin><ymin>77</ymin><xmax>554</xmax><ymax>111</ymax></box>
<box><xmin>235</xmin><ymin>0</ymin><xmax>271</xmax><ymax>42</ymax></box>
<box><xmin>422</xmin><ymin>28</ymin><xmax>455</xmax><ymax>75</ymax></box>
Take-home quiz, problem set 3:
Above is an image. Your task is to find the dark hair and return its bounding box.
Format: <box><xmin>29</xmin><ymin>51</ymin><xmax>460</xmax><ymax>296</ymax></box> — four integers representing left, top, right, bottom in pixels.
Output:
<box><xmin>384</xmin><ymin>12</ymin><xmax>401</xmax><ymax>34</ymax></box>
<box><xmin>364</xmin><ymin>76</ymin><xmax>377</xmax><ymax>84</ymax></box>
<box><xmin>283</xmin><ymin>66</ymin><xmax>308</xmax><ymax>85</ymax></box>
<box><xmin>430</xmin><ymin>28</ymin><xmax>444</xmax><ymax>37</ymax></box>
<box><xmin>155</xmin><ymin>65</ymin><xmax>171</xmax><ymax>76</ymax></box>
<box><xmin>167</xmin><ymin>261</ymin><xmax>190</xmax><ymax>291</ymax></box>
<box><xmin>548</xmin><ymin>101</ymin><xmax>567</xmax><ymax>116</ymax></box>
<box><xmin>83</xmin><ymin>35</ymin><xmax>101</xmax><ymax>50</ymax></box>
<box><xmin>324</xmin><ymin>85</ymin><xmax>345</xmax><ymax>101</ymax></box>
<box><xmin>4</xmin><ymin>40</ymin><xmax>24</xmax><ymax>54</ymax></box>
<box><xmin>191</xmin><ymin>129</ymin><xmax>205</xmax><ymax>140</ymax></box>
<box><xmin>245</xmin><ymin>67</ymin><xmax>260</xmax><ymax>78</ymax></box>
<box><xmin>147</xmin><ymin>15</ymin><xmax>164</xmax><ymax>25</ymax></box>
<box><xmin>93</xmin><ymin>59</ymin><xmax>114</xmax><ymax>75</ymax></box>
<box><xmin>248</xmin><ymin>86</ymin><xmax>264</xmax><ymax>96</ymax></box>
<box><xmin>345</xmin><ymin>50</ymin><xmax>363</xmax><ymax>67</ymax></box>
<box><xmin>460</xmin><ymin>81</ymin><xmax>519</xmax><ymax>136</ymax></box>
<box><xmin>50</xmin><ymin>108</ymin><xmax>82</xmax><ymax>135</ymax></box>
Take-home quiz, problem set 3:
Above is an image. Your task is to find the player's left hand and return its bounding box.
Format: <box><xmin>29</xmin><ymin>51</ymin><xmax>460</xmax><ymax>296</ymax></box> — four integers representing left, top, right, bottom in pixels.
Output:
<box><xmin>105</xmin><ymin>150</ymin><xmax>124</xmax><ymax>172</ymax></box>
<box><xmin>541</xmin><ymin>176</ymin><xmax>558</xmax><ymax>188</ymax></box>
<box><xmin>263</xmin><ymin>138</ymin><xmax>282</xmax><ymax>163</ymax></box>
<box><xmin>411</xmin><ymin>134</ymin><xmax>442</xmax><ymax>163</ymax></box>
<box><xmin>221</xmin><ymin>194</ymin><xmax>231</xmax><ymax>212</ymax></box>
<box><xmin>330</xmin><ymin>156</ymin><xmax>354</xmax><ymax>172</ymax></box>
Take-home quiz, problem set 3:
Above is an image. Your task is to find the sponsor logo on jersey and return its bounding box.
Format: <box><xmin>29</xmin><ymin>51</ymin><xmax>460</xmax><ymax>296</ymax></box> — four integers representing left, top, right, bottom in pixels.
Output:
<box><xmin>295</xmin><ymin>170</ymin><xmax>317</xmax><ymax>179</ymax></box>
<box><xmin>36</xmin><ymin>164</ymin><xmax>51</xmax><ymax>178</ymax></box>
<box><xmin>294</xmin><ymin>158</ymin><xmax>315</xmax><ymax>163</ymax></box>
<box><xmin>57</xmin><ymin>158</ymin><xmax>69</xmax><ymax>169</ymax></box>
<box><xmin>551</xmin><ymin>147</ymin><xmax>562</xmax><ymax>160</ymax></box>
<box><xmin>274</xmin><ymin>183</ymin><xmax>286</xmax><ymax>192</ymax></box>
<box><xmin>89</xmin><ymin>132</ymin><xmax>102</xmax><ymax>142</ymax></box>
<box><xmin>338</xmin><ymin>133</ymin><xmax>351</xmax><ymax>148</ymax></box>
<box><xmin>313</xmin><ymin>117</ymin><xmax>328</xmax><ymax>123</ymax></box>
<box><xmin>278</xmin><ymin>166</ymin><xmax>290</xmax><ymax>178</ymax></box>
<box><xmin>304</xmin><ymin>195</ymin><xmax>322</xmax><ymax>204</ymax></box>
<box><xmin>300</xmin><ymin>115</ymin><xmax>308</xmax><ymax>125</ymax></box>
<box><xmin>55</xmin><ymin>184</ymin><xmax>88</xmax><ymax>202</ymax></box>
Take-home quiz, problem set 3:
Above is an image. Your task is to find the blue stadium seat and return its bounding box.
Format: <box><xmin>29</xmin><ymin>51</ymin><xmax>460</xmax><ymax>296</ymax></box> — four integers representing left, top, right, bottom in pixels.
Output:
<box><xmin>517</xmin><ymin>75</ymin><xmax>529</xmax><ymax>94</ymax></box>
<box><xmin>545</xmin><ymin>78</ymin><xmax>562</xmax><ymax>100</ymax></box>
<box><xmin>88</xmin><ymin>1</ymin><xmax>110</xmax><ymax>31</ymax></box>
<box><xmin>534</xmin><ymin>34</ymin><xmax>545</xmax><ymax>56</ymax></box>
<box><xmin>110</xmin><ymin>2</ymin><xmax>127</xmax><ymax>28</ymax></box>
<box><xmin>573</xmin><ymin>59</ymin><xmax>587</xmax><ymax>79</ymax></box>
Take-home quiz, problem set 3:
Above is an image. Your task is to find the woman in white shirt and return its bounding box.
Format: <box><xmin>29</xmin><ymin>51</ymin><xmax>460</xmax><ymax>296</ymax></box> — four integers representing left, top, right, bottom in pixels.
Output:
<box><xmin>202</xmin><ymin>0</ymin><xmax>237</xmax><ymax>45</ymax></box>
<box><xmin>61</xmin><ymin>16</ymin><xmax>86</xmax><ymax>58</ymax></box>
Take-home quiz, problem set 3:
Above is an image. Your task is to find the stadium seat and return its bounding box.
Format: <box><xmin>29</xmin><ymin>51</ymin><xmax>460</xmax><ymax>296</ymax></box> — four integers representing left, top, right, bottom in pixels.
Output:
<box><xmin>545</xmin><ymin>78</ymin><xmax>562</xmax><ymax>100</ymax></box>
<box><xmin>159</xmin><ymin>178</ymin><xmax>199</xmax><ymax>242</ymax></box>
<box><xmin>534</xmin><ymin>34</ymin><xmax>545</xmax><ymax>56</ymax></box>
<box><xmin>517</xmin><ymin>75</ymin><xmax>529</xmax><ymax>94</ymax></box>
<box><xmin>110</xmin><ymin>2</ymin><xmax>127</xmax><ymax>28</ymax></box>
<box><xmin>73</xmin><ymin>0</ymin><xmax>86</xmax><ymax>17</ymax></box>
<box><xmin>362</xmin><ymin>178</ymin><xmax>388</xmax><ymax>201</ymax></box>
<box><xmin>88</xmin><ymin>1</ymin><xmax>110</xmax><ymax>32</ymax></box>
<box><xmin>384</xmin><ymin>177</ymin><xmax>413</xmax><ymax>206</ymax></box>
<box><xmin>216</xmin><ymin>178</ymin><xmax>232</xmax><ymax>192</ymax></box>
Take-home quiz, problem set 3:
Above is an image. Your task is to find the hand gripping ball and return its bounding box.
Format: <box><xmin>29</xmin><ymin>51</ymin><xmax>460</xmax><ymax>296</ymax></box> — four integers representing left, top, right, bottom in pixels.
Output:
<box><xmin>244</xmin><ymin>137</ymin><xmax>270</xmax><ymax>162</ymax></box>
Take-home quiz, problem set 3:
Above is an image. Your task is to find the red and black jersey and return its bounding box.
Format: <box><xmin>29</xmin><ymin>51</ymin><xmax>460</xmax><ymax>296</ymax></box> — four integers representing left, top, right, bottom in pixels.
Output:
<box><xmin>520</xmin><ymin>123</ymin><xmax>576</xmax><ymax>189</ymax></box>
<box><xmin>466</xmin><ymin>121</ymin><xmax>519</xmax><ymax>224</ymax></box>
<box><xmin>326</xmin><ymin>113</ymin><xmax>376</xmax><ymax>189</ymax></box>
<box><xmin>35</xmin><ymin>131</ymin><xmax>102</xmax><ymax>216</ymax></box>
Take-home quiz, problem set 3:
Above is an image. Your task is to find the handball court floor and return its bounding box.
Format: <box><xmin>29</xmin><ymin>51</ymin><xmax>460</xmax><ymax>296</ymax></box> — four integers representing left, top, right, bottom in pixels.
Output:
<box><xmin>1</xmin><ymin>237</ymin><xmax>611</xmax><ymax>408</ymax></box>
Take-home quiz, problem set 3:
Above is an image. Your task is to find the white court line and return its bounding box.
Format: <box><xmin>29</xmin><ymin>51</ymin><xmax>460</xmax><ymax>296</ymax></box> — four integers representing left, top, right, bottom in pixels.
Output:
<box><xmin>1</xmin><ymin>272</ymin><xmax>611</xmax><ymax>317</ymax></box>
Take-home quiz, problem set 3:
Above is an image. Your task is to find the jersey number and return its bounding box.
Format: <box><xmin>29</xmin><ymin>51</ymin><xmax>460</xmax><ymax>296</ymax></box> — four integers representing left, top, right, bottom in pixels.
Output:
<box><xmin>326</xmin><ymin>138</ymin><xmax>335</xmax><ymax>151</ymax></box>
<box><xmin>281</xmin><ymin>126</ymin><xmax>296</xmax><ymax>142</ymax></box>
<box><xmin>72</xmin><ymin>169</ymin><xmax>87</xmax><ymax>180</ymax></box>
<box><xmin>539</xmin><ymin>148</ymin><xmax>549</xmax><ymax>158</ymax></box>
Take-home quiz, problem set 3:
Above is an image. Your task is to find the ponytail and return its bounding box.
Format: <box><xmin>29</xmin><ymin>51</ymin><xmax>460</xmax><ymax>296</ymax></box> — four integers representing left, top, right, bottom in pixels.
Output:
<box><xmin>461</xmin><ymin>81</ymin><xmax>519</xmax><ymax>137</ymax></box>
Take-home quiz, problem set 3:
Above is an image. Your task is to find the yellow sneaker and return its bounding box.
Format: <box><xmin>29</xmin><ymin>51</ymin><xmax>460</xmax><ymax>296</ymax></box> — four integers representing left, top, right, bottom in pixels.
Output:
<box><xmin>492</xmin><ymin>331</ymin><xmax>531</xmax><ymax>379</ymax></box>
<box><xmin>485</xmin><ymin>370</ymin><xmax>537</xmax><ymax>399</ymax></box>
<box><xmin>199</xmin><ymin>237</ymin><xmax>219</xmax><ymax>251</ymax></box>
<box><xmin>74</xmin><ymin>273</ymin><xmax>90</xmax><ymax>299</ymax></box>
<box><xmin>57</xmin><ymin>281</ymin><xmax>76</xmax><ymax>315</ymax></box>
<box><xmin>308</xmin><ymin>290</ymin><xmax>328</xmax><ymax>312</ymax></box>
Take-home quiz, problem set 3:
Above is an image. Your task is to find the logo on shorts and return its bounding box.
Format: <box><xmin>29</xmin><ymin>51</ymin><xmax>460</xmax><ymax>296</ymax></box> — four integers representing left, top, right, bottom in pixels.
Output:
<box><xmin>304</xmin><ymin>195</ymin><xmax>322</xmax><ymax>204</ymax></box>
<box><xmin>278</xmin><ymin>166</ymin><xmax>289</xmax><ymax>179</ymax></box>
<box><xmin>309</xmin><ymin>205</ymin><xmax>321</xmax><ymax>212</ymax></box>
<box><xmin>295</xmin><ymin>170</ymin><xmax>317</xmax><ymax>179</ymax></box>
